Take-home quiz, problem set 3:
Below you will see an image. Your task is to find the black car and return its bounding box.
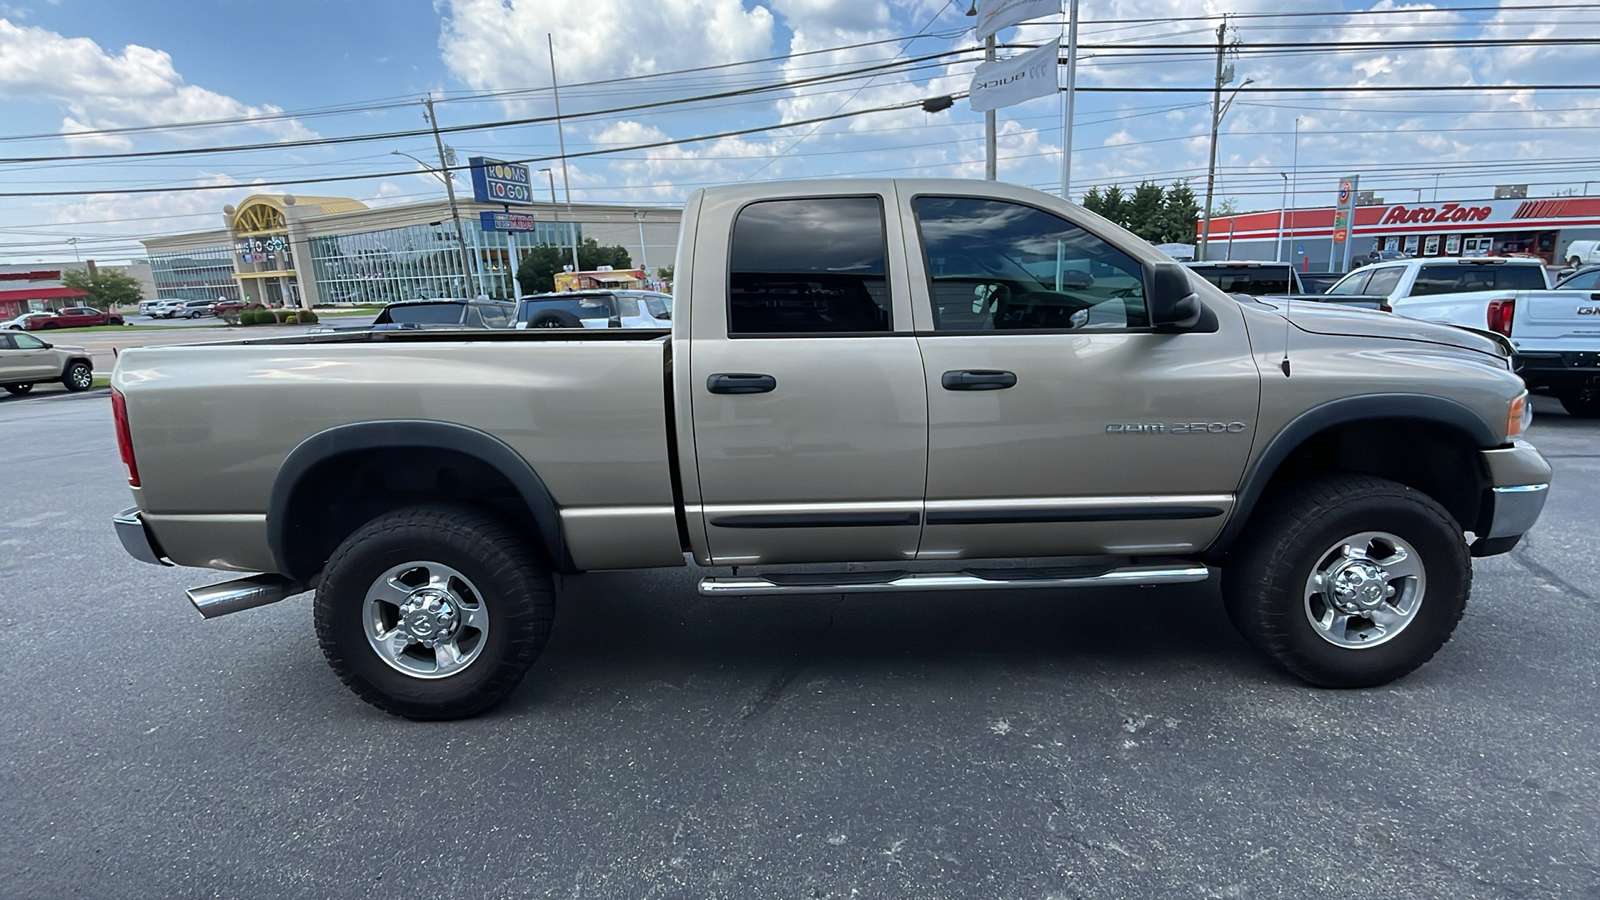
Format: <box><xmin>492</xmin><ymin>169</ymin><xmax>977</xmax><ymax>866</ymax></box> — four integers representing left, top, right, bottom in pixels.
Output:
<box><xmin>370</xmin><ymin>298</ymin><xmax>516</xmax><ymax>329</ymax></box>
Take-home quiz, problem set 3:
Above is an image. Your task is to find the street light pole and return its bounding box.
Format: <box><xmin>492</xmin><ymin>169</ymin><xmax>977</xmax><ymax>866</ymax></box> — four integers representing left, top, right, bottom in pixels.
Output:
<box><xmin>541</xmin><ymin>167</ymin><xmax>580</xmax><ymax>274</ymax></box>
<box><xmin>634</xmin><ymin>210</ymin><xmax>649</xmax><ymax>274</ymax></box>
<box><xmin>1059</xmin><ymin>0</ymin><xmax>1080</xmax><ymax>201</ymax></box>
<box><xmin>547</xmin><ymin>34</ymin><xmax>582</xmax><ymax>272</ymax></box>
<box><xmin>1277</xmin><ymin>174</ymin><xmax>1288</xmax><ymax>263</ymax></box>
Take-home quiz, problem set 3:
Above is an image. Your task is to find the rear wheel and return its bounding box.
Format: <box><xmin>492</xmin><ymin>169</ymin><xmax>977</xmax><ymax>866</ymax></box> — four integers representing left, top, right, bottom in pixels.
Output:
<box><xmin>61</xmin><ymin>361</ymin><xmax>92</xmax><ymax>392</ymax></box>
<box><xmin>4</xmin><ymin>383</ymin><xmax>33</xmax><ymax>395</ymax></box>
<box><xmin>1558</xmin><ymin>387</ymin><xmax>1600</xmax><ymax>418</ymax></box>
<box><xmin>1223</xmin><ymin>474</ymin><xmax>1469</xmax><ymax>687</ymax></box>
<box><xmin>314</xmin><ymin>505</ymin><xmax>555</xmax><ymax>720</ymax></box>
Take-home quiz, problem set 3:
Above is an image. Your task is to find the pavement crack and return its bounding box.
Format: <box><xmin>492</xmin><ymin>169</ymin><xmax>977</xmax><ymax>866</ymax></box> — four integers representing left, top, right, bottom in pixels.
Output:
<box><xmin>736</xmin><ymin>658</ymin><xmax>805</xmax><ymax>721</ymax></box>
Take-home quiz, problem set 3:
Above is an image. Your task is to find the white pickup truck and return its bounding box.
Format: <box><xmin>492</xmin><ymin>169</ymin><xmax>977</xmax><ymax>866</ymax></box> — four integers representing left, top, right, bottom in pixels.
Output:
<box><xmin>1327</xmin><ymin>259</ymin><xmax>1600</xmax><ymax>417</ymax></box>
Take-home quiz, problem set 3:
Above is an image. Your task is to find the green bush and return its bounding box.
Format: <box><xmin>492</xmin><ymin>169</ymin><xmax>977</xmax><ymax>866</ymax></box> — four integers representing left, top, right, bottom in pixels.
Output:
<box><xmin>238</xmin><ymin>309</ymin><xmax>262</xmax><ymax>326</ymax></box>
<box><xmin>298</xmin><ymin>309</ymin><xmax>318</xmax><ymax>323</ymax></box>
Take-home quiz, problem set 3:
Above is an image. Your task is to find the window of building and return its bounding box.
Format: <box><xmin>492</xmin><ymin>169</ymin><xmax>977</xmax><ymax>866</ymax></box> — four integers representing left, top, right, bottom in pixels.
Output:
<box><xmin>727</xmin><ymin>196</ymin><xmax>891</xmax><ymax>335</ymax></box>
<box><xmin>914</xmin><ymin>196</ymin><xmax>1147</xmax><ymax>331</ymax></box>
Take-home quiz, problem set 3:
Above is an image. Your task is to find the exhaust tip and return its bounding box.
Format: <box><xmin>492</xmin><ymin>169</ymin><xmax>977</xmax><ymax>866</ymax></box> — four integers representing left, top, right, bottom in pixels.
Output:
<box><xmin>187</xmin><ymin>574</ymin><xmax>305</xmax><ymax>619</ymax></box>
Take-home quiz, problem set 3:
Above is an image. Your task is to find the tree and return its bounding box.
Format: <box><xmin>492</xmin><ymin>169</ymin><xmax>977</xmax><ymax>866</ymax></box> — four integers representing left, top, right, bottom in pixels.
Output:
<box><xmin>60</xmin><ymin>268</ymin><xmax>143</xmax><ymax>310</ymax></box>
<box><xmin>1158</xmin><ymin>181</ymin><xmax>1201</xmax><ymax>244</ymax></box>
<box><xmin>1099</xmin><ymin>185</ymin><xmax>1127</xmax><ymax>226</ymax></box>
<box><xmin>1124</xmin><ymin>181</ymin><xmax>1167</xmax><ymax>242</ymax></box>
<box><xmin>515</xmin><ymin>239</ymin><xmax>634</xmax><ymax>294</ymax></box>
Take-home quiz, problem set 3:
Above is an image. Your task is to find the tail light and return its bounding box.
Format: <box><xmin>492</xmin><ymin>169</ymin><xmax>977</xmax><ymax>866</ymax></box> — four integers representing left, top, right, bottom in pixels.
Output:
<box><xmin>111</xmin><ymin>388</ymin><xmax>140</xmax><ymax>487</ymax></box>
<box><xmin>1486</xmin><ymin>298</ymin><xmax>1515</xmax><ymax>336</ymax></box>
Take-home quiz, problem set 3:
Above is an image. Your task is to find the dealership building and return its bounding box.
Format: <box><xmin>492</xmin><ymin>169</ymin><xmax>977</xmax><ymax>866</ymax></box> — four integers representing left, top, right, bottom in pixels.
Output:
<box><xmin>1198</xmin><ymin>196</ymin><xmax>1600</xmax><ymax>271</ymax></box>
<box><xmin>140</xmin><ymin>193</ymin><xmax>682</xmax><ymax>308</ymax></box>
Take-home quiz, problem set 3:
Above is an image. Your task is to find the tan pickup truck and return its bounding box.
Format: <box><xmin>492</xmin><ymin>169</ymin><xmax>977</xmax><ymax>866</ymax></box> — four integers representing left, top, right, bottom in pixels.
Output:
<box><xmin>111</xmin><ymin>179</ymin><xmax>1551</xmax><ymax>720</ymax></box>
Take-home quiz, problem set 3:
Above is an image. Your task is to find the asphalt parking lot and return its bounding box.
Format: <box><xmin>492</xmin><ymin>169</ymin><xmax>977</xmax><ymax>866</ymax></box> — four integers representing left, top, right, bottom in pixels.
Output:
<box><xmin>2</xmin><ymin>390</ymin><xmax>1596</xmax><ymax>899</ymax></box>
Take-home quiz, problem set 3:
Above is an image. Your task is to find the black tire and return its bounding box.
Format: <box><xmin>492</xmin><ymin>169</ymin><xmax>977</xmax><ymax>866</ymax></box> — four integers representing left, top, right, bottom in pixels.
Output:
<box><xmin>1222</xmin><ymin>474</ymin><xmax>1469</xmax><ymax>688</ymax></box>
<box><xmin>1557</xmin><ymin>387</ymin><xmax>1600</xmax><ymax>418</ymax></box>
<box><xmin>314</xmin><ymin>505</ymin><xmax>555</xmax><ymax>720</ymax></box>
<box><xmin>40</xmin><ymin>322</ymin><xmax>57</xmax><ymax>330</ymax></box>
<box><xmin>4</xmin><ymin>383</ymin><xmax>33</xmax><ymax>395</ymax></box>
<box><xmin>61</xmin><ymin>361</ymin><xmax>93</xmax><ymax>392</ymax></box>
<box><xmin>530</xmin><ymin>310</ymin><xmax>582</xmax><ymax>328</ymax></box>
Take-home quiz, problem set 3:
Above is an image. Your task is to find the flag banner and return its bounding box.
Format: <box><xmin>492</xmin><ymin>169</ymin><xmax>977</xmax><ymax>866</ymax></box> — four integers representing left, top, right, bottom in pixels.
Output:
<box><xmin>975</xmin><ymin>0</ymin><xmax>1061</xmax><ymax>40</ymax></box>
<box><xmin>969</xmin><ymin>40</ymin><xmax>1059</xmax><ymax>112</ymax></box>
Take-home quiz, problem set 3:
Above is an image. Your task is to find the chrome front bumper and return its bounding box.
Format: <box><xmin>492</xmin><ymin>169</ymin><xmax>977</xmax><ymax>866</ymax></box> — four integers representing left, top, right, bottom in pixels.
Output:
<box><xmin>113</xmin><ymin>507</ymin><xmax>169</xmax><ymax>566</ymax></box>
<box><xmin>1486</xmin><ymin>484</ymin><xmax>1549</xmax><ymax>540</ymax></box>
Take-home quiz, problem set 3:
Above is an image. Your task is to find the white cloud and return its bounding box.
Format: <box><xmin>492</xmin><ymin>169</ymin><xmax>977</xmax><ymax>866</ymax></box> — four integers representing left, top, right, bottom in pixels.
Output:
<box><xmin>436</xmin><ymin>0</ymin><xmax>776</xmax><ymax>96</ymax></box>
<box><xmin>0</xmin><ymin>18</ymin><xmax>315</xmax><ymax>151</ymax></box>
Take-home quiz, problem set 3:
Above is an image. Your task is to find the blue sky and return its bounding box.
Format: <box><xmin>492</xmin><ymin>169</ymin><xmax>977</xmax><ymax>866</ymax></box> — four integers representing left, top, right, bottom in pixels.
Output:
<box><xmin>1</xmin><ymin>0</ymin><xmax>1598</xmax><ymax>261</ymax></box>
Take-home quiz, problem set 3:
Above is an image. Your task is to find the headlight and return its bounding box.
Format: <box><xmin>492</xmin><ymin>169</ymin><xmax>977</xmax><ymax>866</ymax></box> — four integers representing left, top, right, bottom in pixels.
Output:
<box><xmin>1507</xmin><ymin>391</ymin><xmax>1532</xmax><ymax>440</ymax></box>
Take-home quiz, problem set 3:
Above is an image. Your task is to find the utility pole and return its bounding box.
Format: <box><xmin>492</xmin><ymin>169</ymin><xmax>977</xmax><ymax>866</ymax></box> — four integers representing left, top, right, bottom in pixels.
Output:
<box><xmin>422</xmin><ymin>97</ymin><xmax>474</xmax><ymax>295</ymax></box>
<box><xmin>1059</xmin><ymin>0</ymin><xmax>1080</xmax><ymax>201</ymax></box>
<box><xmin>1198</xmin><ymin>20</ymin><xmax>1227</xmax><ymax>262</ymax></box>
<box><xmin>548</xmin><ymin>34</ymin><xmax>582</xmax><ymax>273</ymax></box>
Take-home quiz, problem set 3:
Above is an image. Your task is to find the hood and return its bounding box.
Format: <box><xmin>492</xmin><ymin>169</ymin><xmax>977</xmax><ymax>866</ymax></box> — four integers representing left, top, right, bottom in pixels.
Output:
<box><xmin>1256</xmin><ymin>297</ymin><xmax>1510</xmax><ymax>359</ymax></box>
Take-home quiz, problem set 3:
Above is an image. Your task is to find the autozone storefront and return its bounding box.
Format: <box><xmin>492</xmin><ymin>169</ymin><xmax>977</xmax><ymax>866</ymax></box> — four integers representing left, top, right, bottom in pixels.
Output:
<box><xmin>1202</xmin><ymin>197</ymin><xmax>1600</xmax><ymax>270</ymax></box>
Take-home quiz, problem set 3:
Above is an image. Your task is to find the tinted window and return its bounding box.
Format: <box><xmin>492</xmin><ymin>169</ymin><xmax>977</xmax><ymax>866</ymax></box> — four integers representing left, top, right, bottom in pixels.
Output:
<box><xmin>13</xmin><ymin>333</ymin><xmax>46</xmax><ymax>349</ymax></box>
<box><xmin>1328</xmin><ymin>269</ymin><xmax>1374</xmax><ymax>295</ymax></box>
<box><xmin>1187</xmin><ymin>266</ymin><xmax>1294</xmax><ymax>296</ymax></box>
<box><xmin>1557</xmin><ymin>269</ymin><xmax>1600</xmax><ymax>290</ymax></box>
<box><xmin>380</xmin><ymin>303</ymin><xmax>464</xmax><ymax>325</ymax></box>
<box><xmin>1364</xmin><ymin>267</ymin><xmax>1404</xmax><ymax>297</ymax></box>
<box><xmin>518</xmin><ymin>295</ymin><xmax>617</xmax><ymax>325</ymax></box>
<box><xmin>1412</xmin><ymin>263</ymin><xmax>1547</xmax><ymax>296</ymax></box>
<box><xmin>642</xmin><ymin>295</ymin><xmax>671</xmax><ymax>318</ymax></box>
<box><xmin>0</xmin><ymin>334</ymin><xmax>13</xmax><ymax>349</ymax></box>
<box><xmin>914</xmin><ymin>196</ymin><xmax>1147</xmax><ymax>330</ymax></box>
<box><xmin>728</xmin><ymin>196</ymin><xmax>891</xmax><ymax>335</ymax></box>
<box><xmin>476</xmin><ymin>304</ymin><xmax>513</xmax><ymax>328</ymax></box>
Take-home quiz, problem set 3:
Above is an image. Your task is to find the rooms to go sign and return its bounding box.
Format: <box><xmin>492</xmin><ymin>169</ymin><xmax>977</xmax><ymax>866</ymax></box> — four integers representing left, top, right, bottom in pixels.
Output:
<box><xmin>469</xmin><ymin>157</ymin><xmax>533</xmax><ymax>206</ymax></box>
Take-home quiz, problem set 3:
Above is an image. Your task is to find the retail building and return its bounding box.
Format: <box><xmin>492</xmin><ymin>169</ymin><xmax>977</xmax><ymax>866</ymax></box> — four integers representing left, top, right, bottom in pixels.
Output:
<box><xmin>1199</xmin><ymin>197</ymin><xmax>1600</xmax><ymax>271</ymax></box>
<box><xmin>141</xmin><ymin>194</ymin><xmax>681</xmax><ymax>308</ymax></box>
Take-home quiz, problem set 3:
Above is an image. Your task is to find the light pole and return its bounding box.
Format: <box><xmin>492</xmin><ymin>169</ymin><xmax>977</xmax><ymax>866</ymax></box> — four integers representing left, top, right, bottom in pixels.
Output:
<box><xmin>66</xmin><ymin>237</ymin><xmax>80</xmax><ymax>265</ymax></box>
<box><xmin>965</xmin><ymin>3</ymin><xmax>997</xmax><ymax>180</ymax></box>
<box><xmin>393</xmin><ymin>144</ymin><xmax>473</xmax><ymax>296</ymax></box>
<box><xmin>540</xmin><ymin>167</ymin><xmax>580</xmax><ymax>274</ymax></box>
<box><xmin>1277</xmin><ymin>174</ymin><xmax>1288</xmax><ymax>263</ymax></box>
<box><xmin>634</xmin><ymin>210</ymin><xmax>650</xmax><ymax>275</ymax></box>
<box><xmin>1290</xmin><ymin>116</ymin><xmax>1300</xmax><ymax>268</ymax></box>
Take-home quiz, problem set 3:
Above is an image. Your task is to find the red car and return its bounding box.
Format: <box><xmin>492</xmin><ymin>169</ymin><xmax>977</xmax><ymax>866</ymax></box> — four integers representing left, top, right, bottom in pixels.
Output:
<box><xmin>26</xmin><ymin>307</ymin><xmax>124</xmax><ymax>329</ymax></box>
<box><xmin>210</xmin><ymin>299</ymin><xmax>248</xmax><ymax>314</ymax></box>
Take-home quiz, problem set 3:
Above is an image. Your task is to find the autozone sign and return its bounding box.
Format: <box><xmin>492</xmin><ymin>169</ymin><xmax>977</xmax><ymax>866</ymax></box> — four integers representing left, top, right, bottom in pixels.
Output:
<box><xmin>1382</xmin><ymin>203</ymin><xmax>1493</xmax><ymax>226</ymax></box>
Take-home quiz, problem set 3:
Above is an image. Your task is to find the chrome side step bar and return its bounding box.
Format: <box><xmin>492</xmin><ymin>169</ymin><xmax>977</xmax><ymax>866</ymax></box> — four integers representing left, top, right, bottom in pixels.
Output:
<box><xmin>698</xmin><ymin>564</ymin><xmax>1209</xmax><ymax>596</ymax></box>
<box><xmin>187</xmin><ymin>574</ymin><xmax>306</xmax><ymax>619</ymax></box>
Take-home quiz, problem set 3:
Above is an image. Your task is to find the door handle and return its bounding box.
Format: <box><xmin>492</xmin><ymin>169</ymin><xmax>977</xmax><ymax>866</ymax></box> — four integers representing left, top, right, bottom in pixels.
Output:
<box><xmin>707</xmin><ymin>373</ymin><xmax>777</xmax><ymax>394</ymax></box>
<box><xmin>941</xmin><ymin>369</ymin><xmax>1017</xmax><ymax>391</ymax></box>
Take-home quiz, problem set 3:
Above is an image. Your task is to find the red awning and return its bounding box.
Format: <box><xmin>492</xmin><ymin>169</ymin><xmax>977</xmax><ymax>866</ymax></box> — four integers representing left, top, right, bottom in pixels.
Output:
<box><xmin>0</xmin><ymin>287</ymin><xmax>88</xmax><ymax>301</ymax></box>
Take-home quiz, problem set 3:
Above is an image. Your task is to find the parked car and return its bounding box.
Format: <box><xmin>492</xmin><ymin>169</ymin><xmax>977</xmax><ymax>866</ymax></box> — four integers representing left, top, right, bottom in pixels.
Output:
<box><xmin>1298</xmin><ymin>272</ymin><xmax>1344</xmax><ymax>294</ymax></box>
<box><xmin>3</xmin><ymin>312</ymin><xmax>57</xmax><ymax>330</ymax></box>
<box><xmin>146</xmin><ymin>299</ymin><xmax>187</xmax><ymax>318</ymax></box>
<box><xmin>1183</xmin><ymin>261</ymin><xmax>1304</xmax><ymax>297</ymax></box>
<box><xmin>0</xmin><ymin>331</ymin><xmax>95</xmax><ymax>395</ymax></box>
<box><xmin>1561</xmin><ymin>240</ymin><xmax>1600</xmax><ymax>269</ymax></box>
<box><xmin>1325</xmin><ymin>257</ymin><xmax>1551</xmax><ymax>309</ymax></box>
<box><xmin>169</xmin><ymin>300</ymin><xmax>218</xmax><ymax>319</ymax></box>
<box><xmin>41</xmin><ymin>306</ymin><xmax>125</xmax><ymax>328</ymax></box>
<box><xmin>139</xmin><ymin>298</ymin><xmax>183</xmax><ymax>316</ymax></box>
<box><xmin>369</xmin><ymin>298</ymin><xmax>516</xmax><ymax>329</ymax></box>
<box><xmin>1365</xmin><ymin>261</ymin><xmax>1600</xmax><ymax>418</ymax></box>
<box><xmin>515</xmin><ymin>290</ymin><xmax>674</xmax><ymax>329</ymax></box>
<box><xmin>211</xmin><ymin>299</ymin><xmax>248</xmax><ymax>315</ymax></box>
<box><xmin>112</xmin><ymin>177</ymin><xmax>1548</xmax><ymax>720</ymax></box>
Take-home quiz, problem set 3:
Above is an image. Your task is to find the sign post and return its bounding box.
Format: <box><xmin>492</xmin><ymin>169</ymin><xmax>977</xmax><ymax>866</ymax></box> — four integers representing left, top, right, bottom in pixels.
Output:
<box><xmin>1333</xmin><ymin>175</ymin><xmax>1359</xmax><ymax>272</ymax></box>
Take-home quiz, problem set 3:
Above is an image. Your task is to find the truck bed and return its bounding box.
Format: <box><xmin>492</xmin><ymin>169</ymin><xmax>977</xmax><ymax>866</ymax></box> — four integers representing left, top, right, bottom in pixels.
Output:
<box><xmin>113</xmin><ymin>330</ymin><xmax>683</xmax><ymax>573</ymax></box>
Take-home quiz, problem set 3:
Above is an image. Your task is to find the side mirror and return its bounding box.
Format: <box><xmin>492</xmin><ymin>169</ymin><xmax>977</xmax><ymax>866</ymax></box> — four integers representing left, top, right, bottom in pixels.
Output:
<box><xmin>656</xmin><ymin>309</ymin><xmax>671</xmax><ymax>320</ymax></box>
<box><xmin>42</xmin><ymin>342</ymin><xmax>53</xmax><ymax>349</ymax></box>
<box><xmin>1145</xmin><ymin>261</ymin><xmax>1202</xmax><ymax>331</ymax></box>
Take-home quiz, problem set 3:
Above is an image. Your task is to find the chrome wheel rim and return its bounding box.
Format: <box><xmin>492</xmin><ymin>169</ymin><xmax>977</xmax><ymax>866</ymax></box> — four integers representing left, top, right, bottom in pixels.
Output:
<box><xmin>363</xmin><ymin>561</ymin><xmax>489</xmax><ymax>679</ymax></box>
<box><xmin>69</xmin><ymin>366</ymin><xmax>92</xmax><ymax>389</ymax></box>
<box><xmin>1303</xmin><ymin>531</ymin><xmax>1425</xmax><ymax>649</ymax></box>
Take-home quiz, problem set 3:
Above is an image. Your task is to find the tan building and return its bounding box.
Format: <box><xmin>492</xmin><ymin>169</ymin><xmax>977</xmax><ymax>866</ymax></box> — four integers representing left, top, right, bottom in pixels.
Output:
<box><xmin>142</xmin><ymin>194</ymin><xmax>681</xmax><ymax>308</ymax></box>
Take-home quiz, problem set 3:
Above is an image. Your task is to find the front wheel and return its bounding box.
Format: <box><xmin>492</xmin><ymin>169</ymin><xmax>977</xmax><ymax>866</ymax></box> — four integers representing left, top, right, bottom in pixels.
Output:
<box><xmin>314</xmin><ymin>505</ymin><xmax>555</xmax><ymax>720</ymax></box>
<box><xmin>1558</xmin><ymin>387</ymin><xmax>1600</xmax><ymax>418</ymax></box>
<box><xmin>61</xmin><ymin>361</ymin><xmax>92</xmax><ymax>392</ymax></box>
<box><xmin>4</xmin><ymin>383</ymin><xmax>33</xmax><ymax>395</ymax></box>
<box><xmin>1222</xmin><ymin>474</ymin><xmax>1469</xmax><ymax>688</ymax></box>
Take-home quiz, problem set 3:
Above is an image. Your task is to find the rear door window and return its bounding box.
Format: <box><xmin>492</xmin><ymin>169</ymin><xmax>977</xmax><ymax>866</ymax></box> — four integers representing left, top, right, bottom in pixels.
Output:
<box><xmin>1328</xmin><ymin>269</ymin><xmax>1374</xmax><ymax>295</ymax></box>
<box><xmin>728</xmin><ymin>196</ymin><xmax>891</xmax><ymax>335</ymax></box>
<box><xmin>1412</xmin><ymin>264</ymin><xmax>1547</xmax><ymax>295</ymax></box>
<box><xmin>1363</xmin><ymin>267</ymin><xmax>1404</xmax><ymax>297</ymax></box>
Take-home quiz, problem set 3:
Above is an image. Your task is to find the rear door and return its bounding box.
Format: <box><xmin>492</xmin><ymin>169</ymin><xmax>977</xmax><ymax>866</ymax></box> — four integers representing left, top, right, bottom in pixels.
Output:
<box><xmin>686</xmin><ymin>187</ymin><xmax>928</xmax><ymax>565</ymax></box>
<box><xmin>903</xmin><ymin>189</ymin><xmax>1259</xmax><ymax>560</ymax></box>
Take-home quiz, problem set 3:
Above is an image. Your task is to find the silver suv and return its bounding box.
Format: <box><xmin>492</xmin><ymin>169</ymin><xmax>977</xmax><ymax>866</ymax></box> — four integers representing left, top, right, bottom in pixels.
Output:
<box><xmin>0</xmin><ymin>331</ymin><xmax>95</xmax><ymax>395</ymax></box>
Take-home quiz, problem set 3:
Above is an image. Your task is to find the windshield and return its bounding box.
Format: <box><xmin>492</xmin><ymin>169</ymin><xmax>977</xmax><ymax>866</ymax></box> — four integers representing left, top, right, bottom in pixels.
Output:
<box><xmin>376</xmin><ymin>303</ymin><xmax>464</xmax><ymax>325</ymax></box>
<box><xmin>517</xmin><ymin>295</ymin><xmax>618</xmax><ymax>323</ymax></box>
<box><xmin>1187</xmin><ymin>266</ymin><xmax>1295</xmax><ymax>296</ymax></box>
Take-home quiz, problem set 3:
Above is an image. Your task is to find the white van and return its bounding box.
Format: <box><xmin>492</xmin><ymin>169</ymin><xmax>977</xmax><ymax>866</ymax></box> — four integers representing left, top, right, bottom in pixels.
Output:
<box><xmin>1563</xmin><ymin>240</ymin><xmax>1600</xmax><ymax>269</ymax></box>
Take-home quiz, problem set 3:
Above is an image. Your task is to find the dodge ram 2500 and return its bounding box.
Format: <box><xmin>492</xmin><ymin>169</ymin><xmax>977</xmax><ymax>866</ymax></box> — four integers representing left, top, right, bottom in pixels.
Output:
<box><xmin>112</xmin><ymin>179</ymin><xmax>1551</xmax><ymax>719</ymax></box>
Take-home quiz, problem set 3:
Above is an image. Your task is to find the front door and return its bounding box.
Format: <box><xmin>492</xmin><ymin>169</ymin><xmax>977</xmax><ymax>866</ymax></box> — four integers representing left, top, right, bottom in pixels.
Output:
<box><xmin>903</xmin><ymin>192</ymin><xmax>1260</xmax><ymax>560</ymax></box>
<box><xmin>687</xmin><ymin>191</ymin><xmax>928</xmax><ymax>565</ymax></box>
<box><xmin>1</xmin><ymin>333</ymin><xmax>61</xmax><ymax>380</ymax></box>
